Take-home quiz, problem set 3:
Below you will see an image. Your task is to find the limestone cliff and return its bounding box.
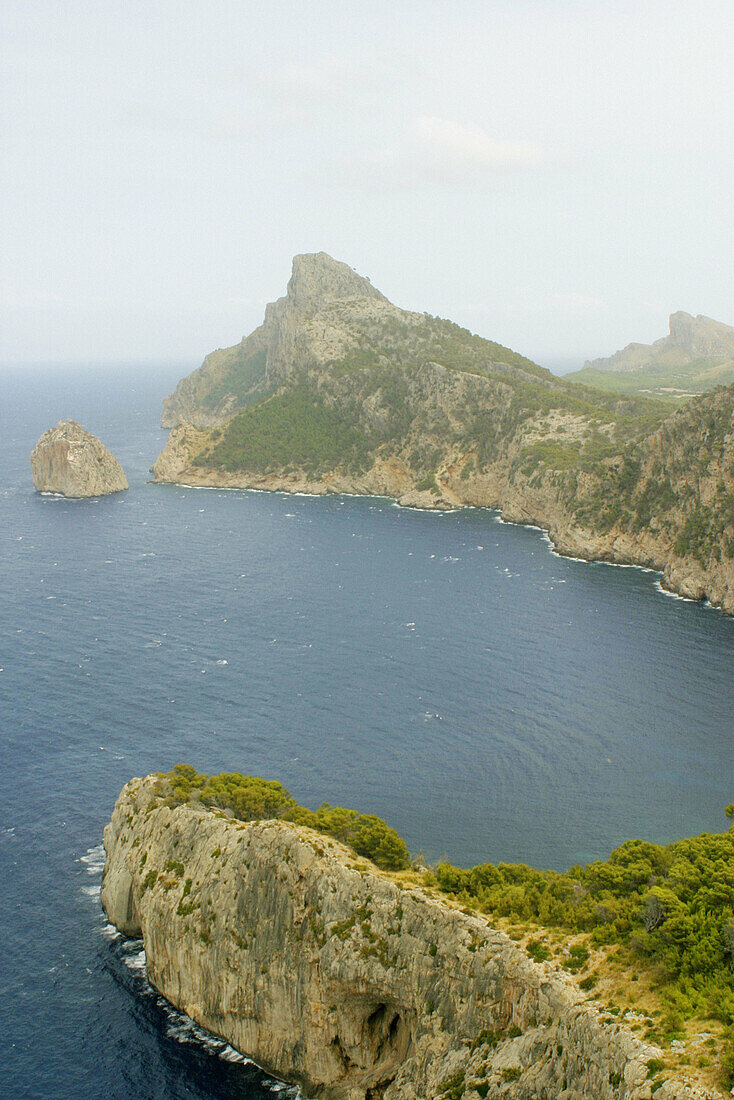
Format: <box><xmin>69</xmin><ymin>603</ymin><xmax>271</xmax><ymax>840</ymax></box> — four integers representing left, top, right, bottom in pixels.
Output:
<box><xmin>102</xmin><ymin>776</ymin><xmax>716</xmax><ymax>1100</ymax></box>
<box><xmin>31</xmin><ymin>419</ymin><xmax>128</xmax><ymax>497</ymax></box>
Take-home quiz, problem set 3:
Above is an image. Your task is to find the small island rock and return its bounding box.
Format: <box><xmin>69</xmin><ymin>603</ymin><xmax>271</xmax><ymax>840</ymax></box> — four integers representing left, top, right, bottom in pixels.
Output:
<box><xmin>31</xmin><ymin>419</ymin><xmax>128</xmax><ymax>498</ymax></box>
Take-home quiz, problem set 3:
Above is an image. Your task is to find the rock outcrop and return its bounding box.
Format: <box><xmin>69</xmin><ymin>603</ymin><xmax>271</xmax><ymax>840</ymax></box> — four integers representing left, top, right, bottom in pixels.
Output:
<box><xmin>102</xmin><ymin>776</ymin><xmax>716</xmax><ymax>1100</ymax></box>
<box><xmin>31</xmin><ymin>419</ymin><xmax>128</xmax><ymax>497</ymax></box>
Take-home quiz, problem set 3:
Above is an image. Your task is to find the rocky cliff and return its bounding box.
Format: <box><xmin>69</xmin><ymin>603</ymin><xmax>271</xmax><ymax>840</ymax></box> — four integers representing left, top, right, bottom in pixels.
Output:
<box><xmin>152</xmin><ymin>255</ymin><xmax>734</xmax><ymax>613</ymax></box>
<box><xmin>102</xmin><ymin>776</ymin><xmax>716</xmax><ymax>1100</ymax></box>
<box><xmin>161</xmin><ymin>253</ymin><xmax>389</xmax><ymax>428</ymax></box>
<box><xmin>31</xmin><ymin>419</ymin><xmax>128</xmax><ymax>497</ymax></box>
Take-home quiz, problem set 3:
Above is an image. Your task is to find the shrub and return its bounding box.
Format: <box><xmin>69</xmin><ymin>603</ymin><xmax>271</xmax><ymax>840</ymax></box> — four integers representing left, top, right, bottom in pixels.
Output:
<box><xmin>160</xmin><ymin>765</ymin><xmax>410</xmax><ymax>871</ymax></box>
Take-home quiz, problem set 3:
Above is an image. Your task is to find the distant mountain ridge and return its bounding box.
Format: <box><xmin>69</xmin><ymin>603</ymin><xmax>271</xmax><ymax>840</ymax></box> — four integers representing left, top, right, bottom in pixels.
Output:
<box><xmin>565</xmin><ymin>312</ymin><xmax>734</xmax><ymax>400</ymax></box>
<box><xmin>585</xmin><ymin>312</ymin><xmax>734</xmax><ymax>372</ymax></box>
<box><xmin>154</xmin><ymin>254</ymin><xmax>734</xmax><ymax>613</ymax></box>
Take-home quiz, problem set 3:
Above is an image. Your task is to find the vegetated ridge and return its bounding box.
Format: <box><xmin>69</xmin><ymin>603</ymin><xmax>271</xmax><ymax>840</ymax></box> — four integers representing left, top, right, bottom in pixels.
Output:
<box><xmin>565</xmin><ymin>313</ymin><xmax>734</xmax><ymax>402</ymax></box>
<box><xmin>153</xmin><ymin>254</ymin><xmax>734</xmax><ymax>612</ymax></box>
<box><xmin>102</xmin><ymin>766</ymin><xmax>733</xmax><ymax>1099</ymax></box>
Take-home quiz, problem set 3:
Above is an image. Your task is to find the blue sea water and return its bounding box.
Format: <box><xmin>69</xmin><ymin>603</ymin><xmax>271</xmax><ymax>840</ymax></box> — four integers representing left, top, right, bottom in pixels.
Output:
<box><xmin>0</xmin><ymin>364</ymin><xmax>732</xmax><ymax>1099</ymax></box>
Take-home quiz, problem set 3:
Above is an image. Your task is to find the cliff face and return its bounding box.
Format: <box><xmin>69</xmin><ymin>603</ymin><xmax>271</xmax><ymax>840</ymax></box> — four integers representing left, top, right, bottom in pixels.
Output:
<box><xmin>31</xmin><ymin>419</ymin><xmax>128</xmax><ymax>497</ymax></box>
<box><xmin>151</xmin><ymin>384</ymin><xmax>734</xmax><ymax>614</ymax></box>
<box><xmin>102</xmin><ymin>777</ymin><xmax>715</xmax><ymax>1100</ymax></box>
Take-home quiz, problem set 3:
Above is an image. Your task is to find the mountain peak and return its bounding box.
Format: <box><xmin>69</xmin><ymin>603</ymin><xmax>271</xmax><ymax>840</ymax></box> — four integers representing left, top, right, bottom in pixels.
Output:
<box><xmin>286</xmin><ymin>252</ymin><xmax>388</xmax><ymax>313</ymax></box>
<box><xmin>668</xmin><ymin>311</ymin><xmax>734</xmax><ymax>356</ymax></box>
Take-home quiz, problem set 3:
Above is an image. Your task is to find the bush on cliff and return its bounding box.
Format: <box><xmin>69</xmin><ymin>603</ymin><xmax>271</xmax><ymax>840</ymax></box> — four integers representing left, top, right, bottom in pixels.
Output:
<box><xmin>434</xmin><ymin>810</ymin><xmax>734</xmax><ymax>1023</ymax></box>
<box><xmin>161</xmin><ymin>764</ymin><xmax>409</xmax><ymax>871</ymax></box>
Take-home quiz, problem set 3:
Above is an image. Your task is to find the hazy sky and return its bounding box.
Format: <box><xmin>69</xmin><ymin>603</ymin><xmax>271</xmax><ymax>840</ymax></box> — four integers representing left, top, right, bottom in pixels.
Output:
<box><xmin>2</xmin><ymin>0</ymin><xmax>733</xmax><ymax>370</ymax></box>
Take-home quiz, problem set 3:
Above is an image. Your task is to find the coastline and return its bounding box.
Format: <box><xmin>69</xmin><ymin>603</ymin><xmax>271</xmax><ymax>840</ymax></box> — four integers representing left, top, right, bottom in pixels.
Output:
<box><xmin>152</xmin><ymin>470</ymin><xmax>726</xmax><ymax>613</ymax></box>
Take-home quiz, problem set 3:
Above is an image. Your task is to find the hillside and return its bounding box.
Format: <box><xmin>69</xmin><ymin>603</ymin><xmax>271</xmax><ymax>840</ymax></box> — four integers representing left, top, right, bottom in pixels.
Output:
<box><xmin>565</xmin><ymin>313</ymin><xmax>734</xmax><ymax>401</ymax></box>
<box><xmin>102</xmin><ymin>769</ymin><xmax>728</xmax><ymax>1100</ymax></box>
<box><xmin>153</xmin><ymin>255</ymin><xmax>734</xmax><ymax>613</ymax></box>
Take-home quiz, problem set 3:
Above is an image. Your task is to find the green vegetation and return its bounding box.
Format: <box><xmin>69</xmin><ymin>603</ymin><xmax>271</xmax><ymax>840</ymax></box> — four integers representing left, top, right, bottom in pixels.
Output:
<box><xmin>159</xmin><ymin>764</ymin><xmax>410</xmax><ymax>871</ymax></box>
<box><xmin>194</xmin><ymin>383</ymin><xmax>369</xmax><ymax>475</ymax></box>
<box><xmin>565</xmin><ymin>359</ymin><xmax>734</xmax><ymax>402</ymax></box>
<box><xmin>438</xmin><ymin>1069</ymin><xmax>466</xmax><ymax>1099</ymax></box>
<box><xmin>571</xmin><ymin>387</ymin><xmax>734</xmax><ymax>558</ymax></box>
<box><xmin>434</xmin><ymin>809</ymin><xmax>734</xmax><ymax>1025</ymax></box>
<box><xmin>198</xmin><ymin>347</ymin><xmax>270</xmax><ymax>413</ymax></box>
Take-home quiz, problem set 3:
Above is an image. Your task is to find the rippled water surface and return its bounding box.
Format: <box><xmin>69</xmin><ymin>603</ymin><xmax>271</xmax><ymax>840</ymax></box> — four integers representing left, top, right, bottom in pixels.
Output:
<box><xmin>1</xmin><ymin>365</ymin><xmax>732</xmax><ymax>1098</ymax></box>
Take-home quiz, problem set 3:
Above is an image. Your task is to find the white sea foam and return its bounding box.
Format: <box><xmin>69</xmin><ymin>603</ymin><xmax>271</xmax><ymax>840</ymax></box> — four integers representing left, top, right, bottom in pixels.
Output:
<box><xmin>157</xmin><ymin>996</ymin><xmax>254</xmax><ymax>1065</ymax></box>
<box><xmin>124</xmin><ymin>948</ymin><xmax>147</xmax><ymax>972</ymax></box>
<box><xmin>80</xmin><ymin>843</ymin><xmax>105</xmax><ymax>874</ymax></box>
<box><xmin>81</xmin><ymin>883</ymin><xmax>101</xmax><ymax>899</ymax></box>
<box><xmin>654</xmin><ymin>579</ymin><xmax>696</xmax><ymax>603</ymax></box>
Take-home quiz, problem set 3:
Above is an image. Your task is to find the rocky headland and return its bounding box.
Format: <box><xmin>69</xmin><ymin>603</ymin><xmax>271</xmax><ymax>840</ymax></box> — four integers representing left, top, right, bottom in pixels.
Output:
<box><xmin>31</xmin><ymin>419</ymin><xmax>128</xmax><ymax>497</ymax></box>
<box><xmin>152</xmin><ymin>254</ymin><xmax>734</xmax><ymax>613</ymax></box>
<box><xmin>582</xmin><ymin>313</ymin><xmax>734</xmax><ymax>376</ymax></box>
<box><xmin>565</xmin><ymin>314</ymin><xmax>734</xmax><ymax>400</ymax></box>
<box><xmin>102</xmin><ymin>774</ymin><xmax>720</xmax><ymax>1100</ymax></box>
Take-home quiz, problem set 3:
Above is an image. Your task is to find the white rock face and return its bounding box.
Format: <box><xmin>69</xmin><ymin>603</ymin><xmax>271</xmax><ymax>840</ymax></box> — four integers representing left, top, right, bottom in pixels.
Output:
<box><xmin>30</xmin><ymin>419</ymin><xmax>128</xmax><ymax>497</ymax></box>
<box><xmin>102</xmin><ymin>776</ymin><xmax>716</xmax><ymax>1100</ymax></box>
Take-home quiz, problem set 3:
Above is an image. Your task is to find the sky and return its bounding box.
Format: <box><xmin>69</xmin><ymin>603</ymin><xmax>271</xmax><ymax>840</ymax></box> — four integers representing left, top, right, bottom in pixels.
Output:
<box><xmin>1</xmin><ymin>0</ymin><xmax>733</xmax><ymax>372</ymax></box>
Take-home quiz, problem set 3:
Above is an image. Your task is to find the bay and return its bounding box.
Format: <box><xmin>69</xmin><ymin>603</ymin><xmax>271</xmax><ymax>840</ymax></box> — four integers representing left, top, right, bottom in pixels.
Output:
<box><xmin>1</xmin><ymin>364</ymin><xmax>732</xmax><ymax>1099</ymax></box>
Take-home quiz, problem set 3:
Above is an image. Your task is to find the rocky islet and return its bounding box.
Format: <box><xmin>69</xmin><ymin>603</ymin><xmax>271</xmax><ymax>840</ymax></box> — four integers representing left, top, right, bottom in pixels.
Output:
<box><xmin>30</xmin><ymin>419</ymin><xmax>128</xmax><ymax>498</ymax></box>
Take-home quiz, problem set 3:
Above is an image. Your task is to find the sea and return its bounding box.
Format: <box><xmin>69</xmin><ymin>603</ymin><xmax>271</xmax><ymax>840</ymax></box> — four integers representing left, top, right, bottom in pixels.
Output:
<box><xmin>1</xmin><ymin>363</ymin><xmax>732</xmax><ymax>1099</ymax></box>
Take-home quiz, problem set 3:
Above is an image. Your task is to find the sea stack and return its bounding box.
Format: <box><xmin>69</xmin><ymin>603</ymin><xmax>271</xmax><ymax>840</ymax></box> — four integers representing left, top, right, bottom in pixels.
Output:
<box><xmin>30</xmin><ymin>419</ymin><xmax>128</xmax><ymax>498</ymax></box>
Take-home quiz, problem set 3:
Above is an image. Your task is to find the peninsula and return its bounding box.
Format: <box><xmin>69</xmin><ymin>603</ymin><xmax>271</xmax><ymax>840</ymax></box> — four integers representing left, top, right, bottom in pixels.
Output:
<box><xmin>31</xmin><ymin>419</ymin><xmax>128</xmax><ymax>498</ymax></box>
<box><xmin>102</xmin><ymin>768</ymin><xmax>733</xmax><ymax>1099</ymax></box>
<box><xmin>152</xmin><ymin>254</ymin><xmax>734</xmax><ymax>612</ymax></box>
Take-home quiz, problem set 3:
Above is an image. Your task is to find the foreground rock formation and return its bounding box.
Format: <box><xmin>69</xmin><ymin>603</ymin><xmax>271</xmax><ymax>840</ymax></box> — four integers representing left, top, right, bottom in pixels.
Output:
<box><xmin>152</xmin><ymin>254</ymin><xmax>734</xmax><ymax>613</ymax></box>
<box><xmin>31</xmin><ymin>419</ymin><xmax>128</xmax><ymax>497</ymax></box>
<box><xmin>102</xmin><ymin>776</ymin><xmax>716</xmax><ymax>1100</ymax></box>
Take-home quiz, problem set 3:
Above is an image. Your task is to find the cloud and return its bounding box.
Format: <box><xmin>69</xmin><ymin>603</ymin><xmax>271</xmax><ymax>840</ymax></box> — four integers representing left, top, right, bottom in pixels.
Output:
<box><xmin>333</xmin><ymin>116</ymin><xmax>542</xmax><ymax>188</ymax></box>
<box><xmin>415</xmin><ymin>116</ymin><xmax>541</xmax><ymax>170</ymax></box>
